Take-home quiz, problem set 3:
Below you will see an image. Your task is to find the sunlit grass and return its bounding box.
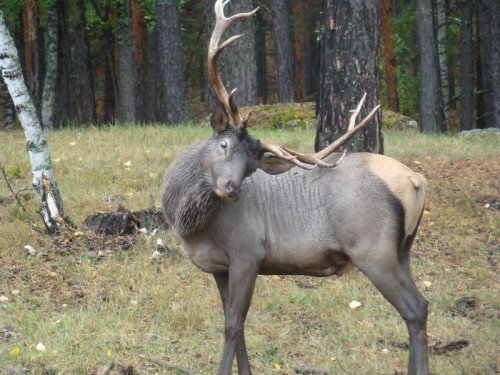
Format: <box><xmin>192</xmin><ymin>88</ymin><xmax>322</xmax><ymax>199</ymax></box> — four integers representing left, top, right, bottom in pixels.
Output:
<box><xmin>0</xmin><ymin>124</ymin><xmax>498</xmax><ymax>374</ymax></box>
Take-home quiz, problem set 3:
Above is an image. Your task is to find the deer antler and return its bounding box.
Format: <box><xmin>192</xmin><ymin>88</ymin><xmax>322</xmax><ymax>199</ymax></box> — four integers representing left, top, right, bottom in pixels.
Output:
<box><xmin>261</xmin><ymin>94</ymin><xmax>381</xmax><ymax>170</ymax></box>
<box><xmin>208</xmin><ymin>0</ymin><xmax>258</xmax><ymax>129</ymax></box>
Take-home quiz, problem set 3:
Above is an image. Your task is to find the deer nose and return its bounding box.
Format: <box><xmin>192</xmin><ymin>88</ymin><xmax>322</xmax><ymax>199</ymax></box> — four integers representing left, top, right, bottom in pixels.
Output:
<box><xmin>226</xmin><ymin>181</ymin><xmax>240</xmax><ymax>200</ymax></box>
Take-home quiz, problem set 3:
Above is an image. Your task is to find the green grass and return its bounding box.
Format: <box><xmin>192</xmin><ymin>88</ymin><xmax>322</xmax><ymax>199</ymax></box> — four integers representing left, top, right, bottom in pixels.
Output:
<box><xmin>0</xmin><ymin>125</ymin><xmax>499</xmax><ymax>374</ymax></box>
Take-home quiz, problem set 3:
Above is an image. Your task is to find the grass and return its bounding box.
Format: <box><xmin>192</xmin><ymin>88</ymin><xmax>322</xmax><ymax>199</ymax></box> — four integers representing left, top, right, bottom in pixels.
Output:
<box><xmin>0</xmin><ymin>125</ymin><xmax>499</xmax><ymax>374</ymax></box>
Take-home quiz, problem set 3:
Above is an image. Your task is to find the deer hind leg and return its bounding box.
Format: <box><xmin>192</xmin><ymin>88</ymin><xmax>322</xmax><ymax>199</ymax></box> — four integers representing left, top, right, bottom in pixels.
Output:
<box><xmin>214</xmin><ymin>273</ymin><xmax>252</xmax><ymax>375</ymax></box>
<box><xmin>349</xmin><ymin>235</ymin><xmax>429</xmax><ymax>375</ymax></box>
<box><xmin>216</xmin><ymin>258</ymin><xmax>260</xmax><ymax>375</ymax></box>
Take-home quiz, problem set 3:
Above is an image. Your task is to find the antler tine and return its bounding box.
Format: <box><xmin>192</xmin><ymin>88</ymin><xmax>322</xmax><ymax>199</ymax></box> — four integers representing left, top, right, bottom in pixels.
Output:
<box><xmin>261</xmin><ymin>95</ymin><xmax>381</xmax><ymax>170</ymax></box>
<box><xmin>208</xmin><ymin>0</ymin><xmax>259</xmax><ymax>128</ymax></box>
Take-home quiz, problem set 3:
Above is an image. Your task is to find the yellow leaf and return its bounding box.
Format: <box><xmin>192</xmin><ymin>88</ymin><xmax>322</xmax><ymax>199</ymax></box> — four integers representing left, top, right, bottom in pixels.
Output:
<box><xmin>49</xmin><ymin>272</ymin><xmax>57</xmax><ymax>278</ymax></box>
<box><xmin>11</xmin><ymin>290</ymin><xmax>20</xmax><ymax>295</ymax></box>
<box><xmin>423</xmin><ymin>280</ymin><xmax>432</xmax><ymax>287</ymax></box>
<box><xmin>107</xmin><ymin>350</ymin><xmax>113</xmax><ymax>357</ymax></box>
<box><xmin>423</xmin><ymin>210</ymin><xmax>430</xmax><ymax>216</ymax></box>
<box><xmin>36</xmin><ymin>342</ymin><xmax>46</xmax><ymax>351</ymax></box>
<box><xmin>10</xmin><ymin>347</ymin><xmax>21</xmax><ymax>356</ymax></box>
<box><xmin>123</xmin><ymin>161</ymin><xmax>132</xmax><ymax>167</ymax></box>
<box><xmin>271</xmin><ymin>275</ymin><xmax>281</xmax><ymax>281</ymax></box>
<box><xmin>0</xmin><ymin>295</ymin><xmax>8</xmax><ymax>302</ymax></box>
<box><xmin>273</xmin><ymin>363</ymin><xmax>281</xmax><ymax>370</ymax></box>
<box><xmin>69</xmin><ymin>141</ymin><xmax>77</xmax><ymax>146</ymax></box>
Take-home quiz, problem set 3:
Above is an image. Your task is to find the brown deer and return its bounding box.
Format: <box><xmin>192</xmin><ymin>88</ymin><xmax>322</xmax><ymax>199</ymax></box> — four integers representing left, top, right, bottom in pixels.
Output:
<box><xmin>161</xmin><ymin>1</ymin><xmax>429</xmax><ymax>374</ymax></box>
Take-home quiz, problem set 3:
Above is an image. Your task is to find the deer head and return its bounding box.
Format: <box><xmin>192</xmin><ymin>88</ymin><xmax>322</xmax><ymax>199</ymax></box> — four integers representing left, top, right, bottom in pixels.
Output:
<box><xmin>206</xmin><ymin>0</ymin><xmax>380</xmax><ymax>202</ymax></box>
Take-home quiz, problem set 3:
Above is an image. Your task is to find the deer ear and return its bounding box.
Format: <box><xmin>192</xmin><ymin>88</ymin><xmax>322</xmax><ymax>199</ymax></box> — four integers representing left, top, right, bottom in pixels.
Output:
<box><xmin>210</xmin><ymin>103</ymin><xmax>230</xmax><ymax>134</ymax></box>
<box><xmin>258</xmin><ymin>154</ymin><xmax>295</xmax><ymax>175</ymax></box>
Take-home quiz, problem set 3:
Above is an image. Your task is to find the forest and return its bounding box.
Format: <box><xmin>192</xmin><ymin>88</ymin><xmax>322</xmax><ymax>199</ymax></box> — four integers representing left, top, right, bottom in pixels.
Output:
<box><xmin>0</xmin><ymin>1</ymin><xmax>499</xmax><ymax>375</ymax></box>
<box><xmin>0</xmin><ymin>0</ymin><xmax>498</xmax><ymax>133</ymax></box>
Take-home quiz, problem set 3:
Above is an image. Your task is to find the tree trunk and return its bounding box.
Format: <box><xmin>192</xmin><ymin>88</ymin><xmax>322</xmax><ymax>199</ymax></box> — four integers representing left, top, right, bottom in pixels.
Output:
<box><xmin>381</xmin><ymin>0</ymin><xmax>398</xmax><ymax>112</ymax></box>
<box><xmin>436</xmin><ymin>0</ymin><xmax>449</xmax><ymax>125</ymax></box>
<box><xmin>416</xmin><ymin>0</ymin><xmax>446</xmax><ymax>133</ymax></box>
<box><xmin>55</xmin><ymin>0</ymin><xmax>77</xmax><ymax>126</ymax></box>
<box><xmin>489</xmin><ymin>0</ymin><xmax>500</xmax><ymax>127</ymax></box>
<box><xmin>270</xmin><ymin>0</ymin><xmax>295</xmax><ymax>103</ymax></box>
<box><xmin>0</xmin><ymin>10</ymin><xmax>65</xmax><ymax>233</ymax></box>
<box><xmin>118</xmin><ymin>0</ymin><xmax>136</xmax><ymax>123</ymax></box>
<box><xmin>131</xmin><ymin>0</ymin><xmax>146</xmax><ymax>123</ymax></box>
<box><xmin>145</xmin><ymin>27</ymin><xmax>158</xmax><ymax>122</ymax></box>
<box><xmin>74</xmin><ymin>0</ymin><xmax>97</xmax><ymax>124</ymax></box>
<box><xmin>459</xmin><ymin>0</ymin><xmax>473</xmax><ymax>131</ymax></box>
<box><xmin>41</xmin><ymin>5</ymin><xmax>58</xmax><ymax>129</ymax></box>
<box><xmin>1</xmin><ymin>75</ymin><xmax>15</xmax><ymax>128</ymax></box>
<box><xmin>255</xmin><ymin>5</ymin><xmax>267</xmax><ymax>104</ymax></box>
<box><xmin>156</xmin><ymin>0</ymin><xmax>190</xmax><ymax>124</ymax></box>
<box><xmin>303</xmin><ymin>0</ymin><xmax>319</xmax><ymax>100</ymax></box>
<box><xmin>218</xmin><ymin>0</ymin><xmax>257</xmax><ymax>107</ymax></box>
<box><xmin>315</xmin><ymin>0</ymin><xmax>383</xmax><ymax>154</ymax></box>
<box><xmin>23</xmin><ymin>0</ymin><xmax>44</xmax><ymax>120</ymax></box>
<box><xmin>293</xmin><ymin>1</ymin><xmax>304</xmax><ymax>101</ymax></box>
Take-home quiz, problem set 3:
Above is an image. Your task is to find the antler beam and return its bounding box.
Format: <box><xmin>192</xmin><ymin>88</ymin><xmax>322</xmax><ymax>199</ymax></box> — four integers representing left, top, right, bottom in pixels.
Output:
<box><xmin>208</xmin><ymin>0</ymin><xmax>258</xmax><ymax>129</ymax></box>
<box><xmin>261</xmin><ymin>94</ymin><xmax>381</xmax><ymax>169</ymax></box>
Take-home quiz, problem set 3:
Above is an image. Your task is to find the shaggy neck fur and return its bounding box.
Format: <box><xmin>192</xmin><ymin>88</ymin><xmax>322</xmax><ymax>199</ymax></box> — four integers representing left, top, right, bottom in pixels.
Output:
<box><xmin>161</xmin><ymin>140</ymin><xmax>221</xmax><ymax>237</ymax></box>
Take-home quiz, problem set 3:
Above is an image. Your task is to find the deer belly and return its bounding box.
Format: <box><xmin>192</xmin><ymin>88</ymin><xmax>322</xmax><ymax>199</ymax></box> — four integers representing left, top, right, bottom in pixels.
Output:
<box><xmin>261</xmin><ymin>246</ymin><xmax>354</xmax><ymax>277</ymax></box>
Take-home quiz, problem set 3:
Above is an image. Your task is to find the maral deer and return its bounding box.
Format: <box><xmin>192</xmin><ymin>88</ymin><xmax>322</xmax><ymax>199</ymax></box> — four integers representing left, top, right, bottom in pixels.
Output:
<box><xmin>161</xmin><ymin>1</ymin><xmax>429</xmax><ymax>374</ymax></box>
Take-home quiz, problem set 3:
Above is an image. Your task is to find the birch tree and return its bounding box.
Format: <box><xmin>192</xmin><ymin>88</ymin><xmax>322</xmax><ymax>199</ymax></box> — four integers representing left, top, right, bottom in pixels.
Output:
<box><xmin>0</xmin><ymin>10</ymin><xmax>65</xmax><ymax>233</ymax></box>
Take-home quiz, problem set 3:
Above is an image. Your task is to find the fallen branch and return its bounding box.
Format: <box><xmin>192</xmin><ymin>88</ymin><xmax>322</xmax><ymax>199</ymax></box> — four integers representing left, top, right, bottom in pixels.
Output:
<box><xmin>294</xmin><ymin>366</ymin><xmax>330</xmax><ymax>374</ymax></box>
<box><xmin>139</xmin><ymin>354</ymin><xmax>194</xmax><ymax>375</ymax></box>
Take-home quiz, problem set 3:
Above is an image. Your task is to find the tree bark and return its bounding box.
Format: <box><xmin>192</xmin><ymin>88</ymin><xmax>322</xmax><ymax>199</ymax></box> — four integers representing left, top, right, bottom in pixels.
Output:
<box><xmin>118</xmin><ymin>0</ymin><xmax>136</xmax><ymax>123</ymax></box>
<box><xmin>416</xmin><ymin>0</ymin><xmax>446</xmax><ymax>133</ymax></box>
<box><xmin>0</xmin><ymin>10</ymin><xmax>64</xmax><ymax>233</ymax></box>
<box><xmin>1</xmin><ymin>75</ymin><xmax>15</xmax><ymax>128</ymax></box>
<box><xmin>131</xmin><ymin>0</ymin><xmax>146</xmax><ymax>123</ymax></box>
<box><xmin>22</xmin><ymin>0</ymin><xmax>44</xmax><ymax>120</ymax></box>
<box><xmin>218</xmin><ymin>0</ymin><xmax>257</xmax><ymax>107</ymax></box>
<box><xmin>74</xmin><ymin>0</ymin><xmax>97</xmax><ymax>124</ymax></box>
<box><xmin>476</xmin><ymin>0</ymin><xmax>500</xmax><ymax>128</ymax></box>
<box><xmin>459</xmin><ymin>0</ymin><xmax>473</xmax><ymax>131</ymax></box>
<box><xmin>41</xmin><ymin>4</ymin><xmax>58</xmax><ymax>129</ymax></box>
<box><xmin>381</xmin><ymin>0</ymin><xmax>398</xmax><ymax>112</ymax></box>
<box><xmin>303</xmin><ymin>0</ymin><xmax>319</xmax><ymax>100</ymax></box>
<box><xmin>488</xmin><ymin>0</ymin><xmax>500</xmax><ymax>127</ymax></box>
<box><xmin>270</xmin><ymin>0</ymin><xmax>295</xmax><ymax>103</ymax></box>
<box><xmin>156</xmin><ymin>0</ymin><xmax>190</xmax><ymax>124</ymax></box>
<box><xmin>315</xmin><ymin>0</ymin><xmax>383</xmax><ymax>154</ymax></box>
<box><xmin>255</xmin><ymin>5</ymin><xmax>267</xmax><ymax>104</ymax></box>
<box><xmin>436</xmin><ymin>0</ymin><xmax>449</xmax><ymax>125</ymax></box>
<box><xmin>145</xmin><ymin>27</ymin><xmax>158</xmax><ymax>122</ymax></box>
<box><xmin>55</xmin><ymin>0</ymin><xmax>77</xmax><ymax>126</ymax></box>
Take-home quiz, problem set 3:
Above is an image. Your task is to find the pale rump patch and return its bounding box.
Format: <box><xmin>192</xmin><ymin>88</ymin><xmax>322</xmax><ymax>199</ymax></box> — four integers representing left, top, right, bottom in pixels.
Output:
<box><xmin>366</xmin><ymin>154</ymin><xmax>426</xmax><ymax>237</ymax></box>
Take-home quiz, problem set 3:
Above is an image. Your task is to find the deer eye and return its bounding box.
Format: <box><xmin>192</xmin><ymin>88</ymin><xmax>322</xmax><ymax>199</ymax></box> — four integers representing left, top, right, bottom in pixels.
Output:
<box><xmin>220</xmin><ymin>141</ymin><xmax>228</xmax><ymax>149</ymax></box>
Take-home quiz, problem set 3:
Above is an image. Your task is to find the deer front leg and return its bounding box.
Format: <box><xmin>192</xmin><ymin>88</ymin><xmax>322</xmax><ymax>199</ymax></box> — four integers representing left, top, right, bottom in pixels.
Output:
<box><xmin>214</xmin><ymin>272</ymin><xmax>252</xmax><ymax>374</ymax></box>
<box><xmin>217</xmin><ymin>258</ymin><xmax>260</xmax><ymax>375</ymax></box>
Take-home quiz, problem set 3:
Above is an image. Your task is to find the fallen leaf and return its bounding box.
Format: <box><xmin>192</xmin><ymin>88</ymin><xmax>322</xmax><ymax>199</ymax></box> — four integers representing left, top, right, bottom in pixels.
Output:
<box><xmin>349</xmin><ymin>300</ymin><xmax>362</xmax><ymax>309</ymax></box>
<box><xmin>273</xmin><ymin>363</ymin><xmax>281</xmax><ymax>370</ymax></box>
<box><xmin>272</xmin><ymin>275</ymin><xmax>281</xmax><ymax>281</ymax></box>
<box><xmin>36</xmin><ymin>342</ymin><xmax>46</xmax><ymax>351</ymax></box>
<box><xmin>423</xmin><ymin>210</ymin><xmax>430</xmax><ymax>216</ymax></box>
<box><xmin>123</xmin><ymin>161</ymin><xmax>132</xmax><ymax>167</ymax></box>
<box><xmin>10</xmin><ymin>347</ymin><xmax>21</xmax><ymax>356</ymax></box>
<box><xmin>11</xmin><ymin>290</ymin><xmax>20</xmax><ymax>295</ymax></box>
<box><xmin>423</xmin><ymin>280</ymin><xmax>432</xmax><ymax>287</ymax></box>
<box><xmin>381</xmin><ymin>348</ymin><xmax>389</xmax><ymax>354</ymax></box>
<box><xmin>69</xmin><ymin>141</ymin><xmax>77</xmax><ymax>146</ymax></box>
<box><xmin>0</xmin><ymin>295</ymin><xmax>8</xmax><ymax>302</ymax></box>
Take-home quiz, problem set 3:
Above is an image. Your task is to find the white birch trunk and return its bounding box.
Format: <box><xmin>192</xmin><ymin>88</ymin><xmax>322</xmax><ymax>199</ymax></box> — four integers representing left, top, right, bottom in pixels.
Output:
<box><xmin>0</xmin><ymin>10</ymin><xmax>64</xmax><ymax>232</ymax></box>
<box><xmin>436</xmin><ymin>0</ymin><xmax>449</xmax><ymax>126</ymax></box>
<box><xmin>41</xmin><ymin>6</ymin><xmax>58</xmax><ymax>129</ymax></box>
